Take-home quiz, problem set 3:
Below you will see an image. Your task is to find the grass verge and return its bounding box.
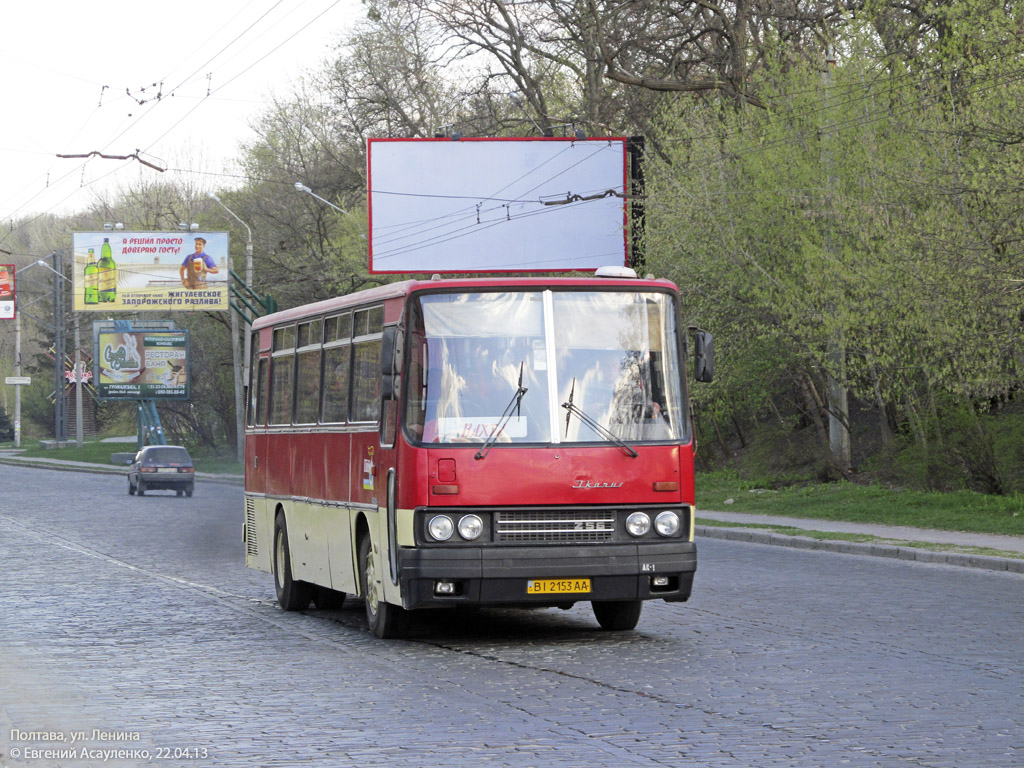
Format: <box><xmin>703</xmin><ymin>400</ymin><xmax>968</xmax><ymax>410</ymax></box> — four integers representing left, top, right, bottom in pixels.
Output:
<box><xmin>2</xmin><ymin>440</ymin><xmax>243</xmax><ymax>475</ymax></box>
<box><xmin>697</xmin><ymin>470</ymin><xmax>1024</xmax><ymax>537</ymax></box>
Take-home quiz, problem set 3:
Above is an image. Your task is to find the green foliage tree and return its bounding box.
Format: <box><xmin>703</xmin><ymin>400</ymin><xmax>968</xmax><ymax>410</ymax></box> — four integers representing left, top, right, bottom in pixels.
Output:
<box><xmin>5</xmin><ymin>0</ymin><xmax>1021</xmax><ymax>486</ymax></box>
<box><xmin>0</xmin><ymin>400</ymin><xmax>12</xmax><ymax>441</ymax></box>
<box><xmin>647</xmin><ymin>12</ymin><xmax>1024</xmax><ymax>490</ymax></box>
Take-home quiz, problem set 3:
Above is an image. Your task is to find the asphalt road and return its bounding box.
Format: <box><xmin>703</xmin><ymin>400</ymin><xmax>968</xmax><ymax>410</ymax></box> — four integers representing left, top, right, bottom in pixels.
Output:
<box><xmin>1</xmin><ymin>464</ymin><xmax>1021</xmax><ymax>767</ymax></box>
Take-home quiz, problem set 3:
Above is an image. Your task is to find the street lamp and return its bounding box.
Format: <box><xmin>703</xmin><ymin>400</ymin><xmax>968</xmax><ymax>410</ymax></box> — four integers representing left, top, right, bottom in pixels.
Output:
<box><xmin>210</xmin><ymin>193</ymin><xmax>254</xmax><ymax>463</ymax></box>
<box><xmin>294</xmin><ymin>182</ymin><xmax>347</xmax><ymax>215</ymax></box>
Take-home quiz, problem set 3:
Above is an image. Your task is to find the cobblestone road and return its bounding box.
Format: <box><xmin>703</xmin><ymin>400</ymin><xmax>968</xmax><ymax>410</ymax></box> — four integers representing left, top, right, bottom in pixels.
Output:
<box><xmin>1</xmin><ymin>464</ymin><xmax>1021</xmax><ymax>767</ymax></box>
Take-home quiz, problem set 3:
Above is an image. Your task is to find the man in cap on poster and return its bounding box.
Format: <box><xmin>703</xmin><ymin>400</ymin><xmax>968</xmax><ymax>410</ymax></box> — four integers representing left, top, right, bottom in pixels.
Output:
<box><xmin>179</xmin><ymin>236</ymin><xmax>220</xmax><ymax>289</ymax></box>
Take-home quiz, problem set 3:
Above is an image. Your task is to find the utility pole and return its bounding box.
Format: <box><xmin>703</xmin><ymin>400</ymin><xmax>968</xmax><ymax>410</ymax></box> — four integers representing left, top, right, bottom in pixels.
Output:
<box><xmin>14</xmin><ymin>308</ymin><xmax>22</xmax><ymax>447</ymax></box>
<box><xmin>211</xmin><ymin>194</ymin><xmax>253</xmax><ymax>463</ymax></box>
<box><xmin>52</xmin><ymin>251</ymin><xmax>67</xmax><ymax>443</ymax></box>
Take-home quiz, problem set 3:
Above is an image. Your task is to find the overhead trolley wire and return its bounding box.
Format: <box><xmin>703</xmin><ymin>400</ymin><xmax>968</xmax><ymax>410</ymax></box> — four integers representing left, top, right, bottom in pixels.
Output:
<box><xmin>2</xmin><ymin>1</ymin><xmax>343</xmax><ymax>243</ymax></box>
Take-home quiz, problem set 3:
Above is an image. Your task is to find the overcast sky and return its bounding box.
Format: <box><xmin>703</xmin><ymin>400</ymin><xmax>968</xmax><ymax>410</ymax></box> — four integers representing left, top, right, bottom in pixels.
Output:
<box><xmin>0</xmin><ymin>0</ymin><xmax>365</xmax><ymax>236</ymax></box>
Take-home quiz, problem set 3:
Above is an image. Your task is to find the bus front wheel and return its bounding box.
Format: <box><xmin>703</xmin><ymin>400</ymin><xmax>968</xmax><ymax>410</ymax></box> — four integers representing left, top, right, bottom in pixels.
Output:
<box><xmin>358</xmin><ymin>534</ymin><xmax>406</xmax><ymax>639</ymax></box>
<box><xmin>592</xmin><ymin>600</ymin><xmax>642</xmax><ymax>631</ymax></box>
<box><xmin>274</xmin><ymin>513</ymin><xmax>312</xmax><ymax>611</ymax></box>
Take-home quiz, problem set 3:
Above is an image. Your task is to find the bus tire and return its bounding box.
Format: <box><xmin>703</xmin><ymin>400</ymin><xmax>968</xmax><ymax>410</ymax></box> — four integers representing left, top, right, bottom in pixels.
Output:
<box><xmin>592</xmin><ymin>600</ymin><xmax>642</xmax><ymax>631</ymax></box>
<box><xmin>274</xmin><ymin>513</ymin><xmax>312</xmax><ymax>611</ymax></box>
<box><xmin>358</xmin><ymin>534</ymin><xmax>406</xmax><ymax>639</ymax></box>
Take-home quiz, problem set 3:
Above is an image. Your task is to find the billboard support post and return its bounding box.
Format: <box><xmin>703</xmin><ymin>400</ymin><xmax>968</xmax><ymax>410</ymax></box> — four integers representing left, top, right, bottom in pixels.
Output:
<box><xmin>627</xmin><ymin>135</ymin><xmax>646</xmax><ymax>273</ymax></box>
<box><xmin>74</xmin><ymin>315</ymin><xmax>83</xmax><ymax>448</ymax></box>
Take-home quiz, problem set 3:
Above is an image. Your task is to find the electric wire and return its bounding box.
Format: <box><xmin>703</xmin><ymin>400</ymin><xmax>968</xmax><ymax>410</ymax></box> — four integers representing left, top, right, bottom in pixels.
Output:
<box><xmin>1</xmin><ymin>1</ymin><xmax>344</xmax><ymax>243</ymax></box>
<box><xmin>6</xmin><ymin>14</ymin><xmax>1024</xmax><ymax>250</ymax></box>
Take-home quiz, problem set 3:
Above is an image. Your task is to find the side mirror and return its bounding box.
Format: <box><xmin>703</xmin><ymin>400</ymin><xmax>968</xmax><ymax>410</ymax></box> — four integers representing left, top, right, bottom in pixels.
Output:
<box><xmin>381</xmin><ymin>327</ymin><xmax>403</xmax><ymax>400</ymax></box>
<box><xmin>381</xmin><ymin>327</ymin><xmax>403</xmax><ymax>377</ymax></box>
<box><xmin>694</xmin><ymin>331</ymin><xmax>714</xmax><ymax>383</ymax></box>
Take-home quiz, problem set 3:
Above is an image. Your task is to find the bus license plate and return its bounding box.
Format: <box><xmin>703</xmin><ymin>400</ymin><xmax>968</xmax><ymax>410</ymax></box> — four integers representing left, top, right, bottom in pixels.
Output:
<box><xmin>526</xmin><ymin>578</ymin><xmax>591</xmax><ymax>595</ymax></box>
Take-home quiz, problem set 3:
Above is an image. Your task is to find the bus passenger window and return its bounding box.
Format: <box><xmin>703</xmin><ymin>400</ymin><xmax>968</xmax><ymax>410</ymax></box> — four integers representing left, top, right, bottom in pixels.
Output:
<box><xmin>351</xmin><ymin>339</ymin><xmax>382</xmax><ymax>422</ymax></box>
<box><xmin>321</xmin><ymin>345</ymin><xmax>351</xmax><ymax>423</ymax></box>
<box><xmin>269</xmin><ymin>354</ymin><xmax>295</xmax><ymax>425</ymax></box>
<box><xmin>294</xmin><ymin>348</ymin><xmax>321</xmax><ymax>424</ymax></box>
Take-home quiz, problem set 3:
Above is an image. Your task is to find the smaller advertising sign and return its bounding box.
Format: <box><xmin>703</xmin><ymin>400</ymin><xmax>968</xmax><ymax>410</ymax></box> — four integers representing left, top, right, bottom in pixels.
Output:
<box><xmin>0</xmin><ymin>264</ymin><xmax>14</xmax><ymax>319</ymax></box>
<box><xmin>72</xmin><ymin>232</ymin><xmax>229</xmax><ymax>312</ymax></box>
<box><xmin>95</xmin><ymin>330</ymin><xmax>190</xmax><ymax>400</ymax></box>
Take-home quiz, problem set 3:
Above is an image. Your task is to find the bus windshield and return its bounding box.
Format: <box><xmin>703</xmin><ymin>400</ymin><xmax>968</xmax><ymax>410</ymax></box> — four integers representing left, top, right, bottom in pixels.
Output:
<box><xmin>405</xmin><ymin>289</ymin><xmax>684</xmax><ymax>446</ymax></box>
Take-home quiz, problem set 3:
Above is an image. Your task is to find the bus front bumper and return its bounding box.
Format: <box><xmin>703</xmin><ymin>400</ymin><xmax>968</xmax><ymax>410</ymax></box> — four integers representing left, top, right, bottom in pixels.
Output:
<box><xmin>394</xmin><ymin>542</ymin><xmax>696</xmax><ymax>609</ymax></box>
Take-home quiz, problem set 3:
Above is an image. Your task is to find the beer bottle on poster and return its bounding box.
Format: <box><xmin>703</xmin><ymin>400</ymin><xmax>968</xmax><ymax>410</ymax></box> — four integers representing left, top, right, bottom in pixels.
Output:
<box><xmin>98</xmin><ymin>238</ymin><xmax>117</xmax><ymax>302</ymax></box>
<box><xmin>84</xmin><ymin>248</ymin><xmax>99</xmax><ymax>304</ymax></box>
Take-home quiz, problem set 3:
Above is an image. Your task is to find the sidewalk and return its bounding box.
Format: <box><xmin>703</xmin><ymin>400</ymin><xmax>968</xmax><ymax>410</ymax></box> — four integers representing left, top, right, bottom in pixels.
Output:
<box><xmin>697</xmin><ymin>509</ymin><xmax>1024</xmax><ymax>574</ymax></box>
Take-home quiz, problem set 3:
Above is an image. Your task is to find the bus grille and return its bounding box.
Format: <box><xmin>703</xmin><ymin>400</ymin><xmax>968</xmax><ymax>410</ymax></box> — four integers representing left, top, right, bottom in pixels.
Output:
<box><xmin>245</xmin><ymin>498</ymin><xmax>259</xmax><ymax>558</ymax></box>
<box><xmin>495</xmin><ymin>510</ymin><xmax>616</xmax><ymax>543</ymax></box>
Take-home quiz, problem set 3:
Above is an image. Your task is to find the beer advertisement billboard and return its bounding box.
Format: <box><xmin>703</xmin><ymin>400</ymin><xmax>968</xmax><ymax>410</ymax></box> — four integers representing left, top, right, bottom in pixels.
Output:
<box><xmin>72</xmin><ymin>232</ymin><xmax>229</xmax><ymax>312</ymax></box>
<box><xmin>0</xmin><ymin>264</ymin><xmax>13</xmax><ymax>319</ymax></box>
<box><xmin>95</xmin><ymin>329</ymin><xmax>190</xmax><ymax>400</ymax></box>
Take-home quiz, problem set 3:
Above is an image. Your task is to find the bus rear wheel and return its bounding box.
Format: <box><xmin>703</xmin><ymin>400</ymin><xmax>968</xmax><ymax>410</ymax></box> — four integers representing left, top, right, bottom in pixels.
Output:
<box><xmin>358</xmin><ymin>534</ymin><xmax>406</xmax><ymax>639</ymax></box>
<box><xmin>274</xmin><ymin>513</ymin><xmax>312</xmax><ymax>611</ymax></box>
<box><xmin>592</xmin><ymin>600</ymin><xmax>642</xmax><ymax>631</ymax></box>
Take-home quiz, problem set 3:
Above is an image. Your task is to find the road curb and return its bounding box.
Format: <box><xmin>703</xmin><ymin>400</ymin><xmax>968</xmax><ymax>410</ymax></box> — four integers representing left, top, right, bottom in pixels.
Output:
<box><xmin>696</xmin><ymin>524</ymin><xmax>1024</xmax><ymax>574</ymax></box>
<box><xmin>0</xmin><ymin>456</ymin><xmax>245</xmax><ymax>486</ymax></box>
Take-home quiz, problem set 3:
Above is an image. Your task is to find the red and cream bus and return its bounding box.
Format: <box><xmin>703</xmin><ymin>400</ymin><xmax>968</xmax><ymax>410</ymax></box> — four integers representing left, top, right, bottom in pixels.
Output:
<box><xmin>243</xmin><ymin>267</ymin><xmax>713</xmax><ymax>637</ymax></box>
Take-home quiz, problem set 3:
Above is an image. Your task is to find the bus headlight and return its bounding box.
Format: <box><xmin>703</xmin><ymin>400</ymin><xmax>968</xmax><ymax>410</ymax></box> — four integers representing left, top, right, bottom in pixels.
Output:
<box><xmin>458</xmin><ymin>514</ymin><xmax>483</xmax><ymax>540</ymax></box>
<box><xmin>626</xmin><ymin>512</ymin><xmax>651</xmax><ymax>537</ymax></box>
<box><xmin>655</xmin><ymin>511</ymin><xmax>681</xmax><ymax>537</ymax></box>
<box><xmin>428</xmin><ymin>515</ymin><xmax>454</xmax><ymax>541</ymax></box>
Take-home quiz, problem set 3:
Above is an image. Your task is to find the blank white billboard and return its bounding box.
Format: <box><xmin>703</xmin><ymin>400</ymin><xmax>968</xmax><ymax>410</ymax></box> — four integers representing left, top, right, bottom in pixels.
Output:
<box><xmin>367</xmin><ymin>137</ymin><xmax>629</xmax><ymax>274</ymax></box>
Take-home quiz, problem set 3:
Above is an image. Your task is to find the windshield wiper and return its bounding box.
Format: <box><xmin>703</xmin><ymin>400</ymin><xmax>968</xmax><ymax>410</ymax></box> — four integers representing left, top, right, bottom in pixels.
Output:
<box><xmin>474</xmin><ymin>362</ymin><xmax>528</xmax><ymax>460</ymax></box>
<box><xmin>561</xmin><ymin>378</ymin><xmax>638</xmax><ymax>458</ymax></box>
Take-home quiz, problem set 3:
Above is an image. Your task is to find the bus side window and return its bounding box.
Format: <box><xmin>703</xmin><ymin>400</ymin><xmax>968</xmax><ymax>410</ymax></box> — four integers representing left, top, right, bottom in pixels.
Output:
<box><xmin>251</xmin><ymin>357</ymin><xmax>268</xmax><ymax>426</ymax></box>
<box><xmin>321</xmin><ymin>345</ymin><xmax>351</xmax><ymax>423</ymax></box>
<box><xmin>351</xmin><ymin>306</ymin><xmax>383</xmax><ymax>423</ymax></box>
<box><xmin>351</xmin><ymin>338</ymin><xmax>382</xmax><ymax>422</ymax></box>
<box><xmin>246</xmin><ymin>333</ymin><xmax>260</xmax><ymax>428</ymax></box>
<box><xmin>322</xmin><ymin>312</ymin><xmax>352</xmax><ymax>424</ymax></box>
<box><xmin>269</xmin><ymin>352</ymin><xmax>295</xmax><ymax>425</ymax></box>
<box><xmin>294</xmin><ymin>346</ymin><xmax>322</xmax><ymax>424</ymax></box>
